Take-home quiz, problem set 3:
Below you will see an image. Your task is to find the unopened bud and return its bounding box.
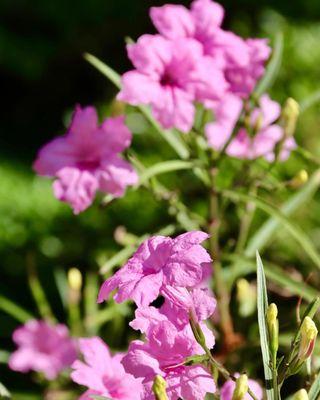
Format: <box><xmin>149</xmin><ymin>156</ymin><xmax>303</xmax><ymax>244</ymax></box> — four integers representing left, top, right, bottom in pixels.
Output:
<box><xmin>298</xmin><ymin>317</ymin><xmax>318</xmax><ymax>361</ymax></box>
<box><xmin>236</xmin><ymin>279</ymin><xmax>256</xmax><ymax>317</ymax></box>
<box><xmin>189</xmin><ymin>313</ymin><xmax>206</xmax><ymax>347</ymax></box>
<box><xmin>281</xmin><ymin>98</ymin><xmax>300</xmax><ymax>138</ymax></box>
<box><xmin>253</xmin><ymin>113</ymin><xmax>264</xmax><ymax>134</ymax></box>
<box><xmin>232</xmin><ymin>374</ymin><xmax>248</xmax><ymax>400</ymax></box>
<box><xmin>152</xmin><ymin>375</ymin><xmax>168</xmax><ymax>400</ymax></box>
<box><xmin>267</xmin><ymin>303</ymin><xmax>279</xmax><ymax>356</ymax></box>
<box><xmin>68</xmin><ymin>268</ymin><xmax>82</xmax><ymax>291</ymax></box>
<box><xmin>290</xmin><ymin>170</ymin><xmax>309</xmax><ymax>189</ymax></box>
<box><xmin>293</xmin><ymin>389</ymin><xmax>309</xmax><ymax>400</ymax></box>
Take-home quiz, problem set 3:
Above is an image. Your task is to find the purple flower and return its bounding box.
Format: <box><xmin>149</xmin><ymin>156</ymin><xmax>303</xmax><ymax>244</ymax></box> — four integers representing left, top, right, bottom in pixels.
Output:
<box><xmin>8</xmin><ymin>320</ymin><xmax>77</xmax><ymax>380</ymax></box>
<box><xmin>221</xmin><ymin>374</ymin><xmax>263</xmax><ymax>400</ymax></box>
<box><xmin>122</xmin><ymin>320</ymin><xmax>215</xmax><ymax>400</ymax></box>
<box><xmin>33</xmin><ymin>106</ymin><xmax>138</xmax><ymax>213</ymax></box>
<box><xmin>150</xmin><ymin>0</ymin><xmax>270</xmax><ymax>97</ymax></box>
<box><xmin>98</xmin><ymin>231</ymin><xmax>212</xmax><ymax>307</ymax></box>
<box><xmin>71</xmin><ymin>337</ymin><xmax>143</xmax><ymax>400</ymax></box>
<box><xmin>118</xmin><ymin>34</ymin><xmax>227</xmax><ymax>132</ymax></box>
<box><xmin>205</xmin><ymin>94</ymin><xmax>296</xmax><ymax>161</ymax></box>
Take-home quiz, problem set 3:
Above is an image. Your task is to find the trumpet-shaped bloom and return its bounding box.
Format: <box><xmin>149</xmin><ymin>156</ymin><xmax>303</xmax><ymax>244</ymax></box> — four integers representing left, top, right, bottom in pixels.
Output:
<box><xmin>205</xmin><ymin>94</ymin><xmax>296</xmax><ymax>161</ymax></box>
<box><xmin>98</xmin><ymin>231</ymin><xmax>212</xmax><ymax>307</ymax></box>
<box><xmin>150</xmin><ymin>0</ymin><xmax>270</xmax><ymax>97</ymax></box>
<box><xmin>220</xmin><ymin>374</ymin><xmax>263</xmax><ymax>400</ymax></box>
<box><xmin>122</xmin><ymin>320</ymin><xmax>215</xmax><ymax>400</ymax></box>
<box><xmin>118</xmin><ymin>34</ymin><xmax>227</xmax><ymax>132</ymax></box>
<box><xmin>33</xmin><ymin>106</ymin><xmax>138</xmax><ymax>213</ymax></box>
<box><xmin>71</xmin><ymin>337</ymin><xmax>143</xmax><ymax>400</ymax></box>
<box><xmin>9</xmin><ymin>320</ymin><xmax>77</xmax><ymax>380</ymax></box>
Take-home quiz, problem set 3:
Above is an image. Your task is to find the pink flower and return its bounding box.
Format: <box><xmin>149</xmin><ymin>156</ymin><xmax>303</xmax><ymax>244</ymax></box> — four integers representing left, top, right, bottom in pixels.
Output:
<box><xmin>9</xmin><ymin>320</ymin><xmax>77</xmax><ymax>380</ymax></box>
<box><xmin>220</xmin><ymin>374</ymin><xmax>263</xmax><ymax>400</ymax></box>
<box><xmin>98</xmin><ymin>231</ymin><xmax>212</xmax><ymax>307</ymax></box>
<box><xmin>205</xmin><ymin>94</ymin><xmax>296</xmax><ymax>161</ymax></box>
<box><xmin>150</xmin><ymin>0</ymin><xmax>270</xmax><ymax>97</ymax></box>
<box><xmin>122</xmin><ymin>320</ymin><xmax>215</xmax><ymax>400</ymax></box>
<box><xmin>33</xmin><ymin>106</ymin><xmax>138</xmax><ymax>214</ymax></box>
<box><xmin>71</xmin><ymin>337</ymin><xmax>143</xmax><ymax>400</ymax></box>
<box><xmin>118</xmin><ymin>34</ymin><xmax>227</xmax><ymax>132</ymax></box>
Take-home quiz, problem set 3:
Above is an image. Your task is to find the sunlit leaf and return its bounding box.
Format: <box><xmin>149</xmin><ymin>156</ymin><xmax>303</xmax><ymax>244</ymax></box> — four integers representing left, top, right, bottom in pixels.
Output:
<box><xmin>256</xmin><ymin>252</ymin><xmax>274</xmax><ymax>400</ymax></box>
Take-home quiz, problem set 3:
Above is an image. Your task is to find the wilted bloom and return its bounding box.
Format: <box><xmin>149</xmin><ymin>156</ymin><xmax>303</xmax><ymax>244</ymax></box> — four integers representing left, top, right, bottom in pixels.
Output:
<box><xmin>220</xmin><ymin>374</ymin><xmax>263</xmax><ymax>400</ymax></box>
<box><xmin>71</xmin><ymin>337</ymin><xmax>143</xmax><ymax>400</ymax></box>
<box><xmin>9</xmin><ymin>320</ymin><xmax>77</xmax><ymax>380</ymax></box>
<box><xmin>205</xmin><ymin>94</ymin><xmax>296</xmax><ymax>161</ymax></box>
<box><xmin>150</xmin><ymin>0</ymin><xmax>270</xmax><ymax>97</ymax></box>
<box><xmin>33</xmin><ymin>106</ymin><xmax>138</xmax><ymax>213</ymax></box>
<box><xmin>118</xmin><ymin>34</ymin><xmax>227</xmax><ymax>132</ymax></box>
<box><xmin>98</xmin><ymin>231</ymin><xmax>212</xmax><ymax>307</ymax></box>
<box><xmin>122</xmin><ymin>320</ymin><xmax>215</xmax><ymax>400</ymax></box>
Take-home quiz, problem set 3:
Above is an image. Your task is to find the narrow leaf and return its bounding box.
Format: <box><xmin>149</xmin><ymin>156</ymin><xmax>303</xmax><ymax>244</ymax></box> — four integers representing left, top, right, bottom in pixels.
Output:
<box><xmin>256</xmin><ymin>252</ymin><xmax>274</xmax><ymax>400</ymax></box>
<box><xmin>309</xmin><ymin>372</ymin><xmax>320</xmax><ymax>400</ymax></box>
<box><xmin>255</xmin><ymin>32</ymin><xmax>283</xmax><ymax>97</ymax></box>
<box><xmin>0</xmin><ymin>350</ymin><xmax>10</xmax><ymax>364</ymax></box>
<box><xmin>223</xmin><ymin>190</ymin><xmax>320</xmax><ymax>269</ymax></box>
<box><xmin>223</xmin><ymin>255</ymin><xmax>318</xmax><ymax>302</ymax></box>
<box><xmin>245</xmin><ymin>169</ymin><xmax>320</xmax><ymax>257</ymax></box>
<box><xmin>0</xmin><ymin>295</ymin><xmax>33</xmax><ymax>323</ymax></box>
<box><xmin>139</xmin><ymin>160</ymin><xmax>194</xmax><ymax>185</ymax></box>
<box><xmin>300</xmin><ymin>89</ymin><xmax>320</xmax><ymax>114</ymax></box>
<box><xmin>84</xmin><ymin>53</ymin><xmax>121</xmax><ymax>88</ymax></box>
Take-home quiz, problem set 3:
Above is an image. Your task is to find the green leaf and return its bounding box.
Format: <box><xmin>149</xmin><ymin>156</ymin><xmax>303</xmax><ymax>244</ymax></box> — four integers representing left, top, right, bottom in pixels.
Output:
<box><xmin>139</xmin><ymin>160</ymin><xmax>195</xmax><ymax>185</ymax></box>
<box><xmin>0</xmin><ymin>381</ymin><xmax>11</xmax><ymax>398</ymax></box>
<box><xmin>300</xmin><ymin>89</ymin><xmax>320</xmax><ymax>114</ymax></box>
<box><xmin>53</xmin><ymin>268</ymin><xmax>68</xmax><ymax>309</ymax></box>
<box><xmin>245</xmin><ymin>169</ymin><xmax>320</xmax><ymax>257</ymax></box>
<box><xmin>223</xmin><ymin>255</ymin><xmax>318</xmax><ymax>302</ymax></box>
<box><xmin>84</xmin><ymin>53</ymin><xmax>190</xmax><ymax>160</ymax></box>
<box><xmin>84</xmin><ymin>53</ymin><xmax>121</xmax><ymax>88</ymax></box>
<box><xmin>0</xmin><ymin>350</ymin><xmax>10</xmax><ymax>364</ymax></box>
<box><xmin>0</xmin><ymin>295</ymin><xmax>33</xmax><ymax>323</ymax></box>
<box><xmin>223</xmin><ymin>189</ymin><xmax>320</xmax><ymax>270</ymax></box>
<box><xmin>309</xmin><ymin>372</ymin><xmax>320</xmax><ymax>400</ymax></box>
<box><xmin>256</xmin><ymin>252</ymin><xmax>274</xmax><ymax>400</ymax></box>
<box><xmin>254</xmin><ymin>32</ymin><xmax>283</xmax><ymax>97</ymax></box>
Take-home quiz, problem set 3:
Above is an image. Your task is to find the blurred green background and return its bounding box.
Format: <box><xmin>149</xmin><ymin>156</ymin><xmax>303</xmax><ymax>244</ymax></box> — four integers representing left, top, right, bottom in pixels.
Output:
<box><xmin>1</xmin><ymin>0</ymin><xmax>320</xmax><ymax>397</ymax></box>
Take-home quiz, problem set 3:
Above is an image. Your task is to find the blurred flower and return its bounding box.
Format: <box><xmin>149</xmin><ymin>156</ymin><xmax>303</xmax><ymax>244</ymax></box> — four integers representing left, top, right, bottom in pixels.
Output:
<box><xmin>220</xmin><ymin>374</ymin><xmax>263</xmax><ymax>400</ymax></box>
<box><xmin>33</xmin><ymin>106</ymin><xmax>138</xmax><ymax>214</ymax></box>
<box><xmin>9</xmin><ymin>320</ymin><xmax>77</xmax><ymax>380</ymax></box>
<box><xmin>71</xmin><ymin>337</ymin><xmax>143</xmax><ymax>400</ymax></box>
<box><xmin>205</xmin><ymin>94</ymin><xmax>297</xmax><ymax>161</ymax></box>
<box><xmin>118</xmin><ymin>34</ymin><xmax>227</xmax><ymax>132</ymax></box>
<box><xmin>150</xmin><ymin>0</ymin><xmax>270</xmax><ymax>97</ymax></box>
<box><xmin>122</xmin><ymin>319</ymin><xmax>215</xmax><ymax>400</ymax></box>
<box><xmin>98</xmin><ymin>231</ymin><xmax>211</xmax><ymax>307</ymax></box>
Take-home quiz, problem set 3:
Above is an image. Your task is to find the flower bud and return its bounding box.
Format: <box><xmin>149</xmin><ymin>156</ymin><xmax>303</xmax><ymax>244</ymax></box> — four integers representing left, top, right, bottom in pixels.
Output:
<box><xmin>290</xmin><ymin>170</ymin><xmax>309</xmax><ymax>189</ymax></box>
<box><xmin>298</xmin><ymin>317</ymin><xmax>318</xmax><ymax>361</ymax></box>
<box><xmin>266</xmin><ymin>303</ymin><xmax>279</xmax><ymax>356</ymax></box>
<box><xmin>189</xmin><ymin>312</ymin><xmax>206</xmax><ymax>348</ymax></box>
<box><xmin>68</xmin><ymin>268</ymin><xmax>82</xmax><ymax>291</ymax></box>
<box><xmin>281</xmin><ymin>97</ymin><xmax>300</xmax><ymax>138</ymax></box>
<box><xmin>236</xmin><ymin>279</ymin><xmax>256</xmax><ymax>317</ymax></box>
<box><xmin>293</xmin><ymin>389</ymin><xmax>309</xmax><ymax>400</ymax></box>
<box><xmin>152</xmin><ymin>375</ymin><xmax>168</xmax><ymax>400</ymax></box>
<box><xmin>232</xmin><ymin>374</ymin><xmax>249</xmax><ymax>400</ymax></box>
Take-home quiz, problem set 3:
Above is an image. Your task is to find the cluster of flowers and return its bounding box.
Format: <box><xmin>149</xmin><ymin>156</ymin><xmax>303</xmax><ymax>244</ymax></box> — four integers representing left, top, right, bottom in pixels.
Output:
<box><xmin>33</xmin><ymin>0</ymin><xmax>297</xmax><ymax>215</ymax></box>
<box><xmin>8</xmin><ymin>232</ymin><xmax>263</xmax><ymax>399</ymax></box>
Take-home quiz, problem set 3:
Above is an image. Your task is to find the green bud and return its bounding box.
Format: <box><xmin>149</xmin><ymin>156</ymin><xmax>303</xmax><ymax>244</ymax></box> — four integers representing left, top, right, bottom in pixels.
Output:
<box><xmin>232</xmin><ymin>374</ymin><xmax>249</xmax><ymax>400</ymax></box>
<box><xmin>152</xmin><ymin>375</ymin><xmax>168</xmax><ymax>400</ymax></box>
<box><xmin>236</xmin><ymin>279</ymin><xmax>256</xmax><ymax>317</ymax></box>
<box><xmin>290</xmin><ymin>170</ymin><xmax>309</xmax><ymax>189</ymax></box>
<box><xmin>189</xmin><ymin>313</ymin><xmax>206</xmax><ymax>347</ymax></box>
<box><xmin>281</xmin><ymin>97</ymin><xmax>300</xmax><ymax>138</ymax></box>
<box><xmin>266</xmin><ymin>303</ymin><xmax>279</xmax><ymax>356</ymax></box>
<box><xmin>292</xmin><ymin>389</ymin><xmax>309</xmax><ymax>400</ymax></box>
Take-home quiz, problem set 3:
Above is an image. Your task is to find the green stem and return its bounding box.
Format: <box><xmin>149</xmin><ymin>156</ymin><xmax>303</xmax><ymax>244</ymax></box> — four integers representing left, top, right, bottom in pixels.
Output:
<box><xmin>209</xmin><ymin>169</ymin><xmax>239</xmax><ymax>350</ymax></box>
<box><xmin>235</xmin><ymin>186</ymin><xmax>257</xmax><ymax>253</ymax></box>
